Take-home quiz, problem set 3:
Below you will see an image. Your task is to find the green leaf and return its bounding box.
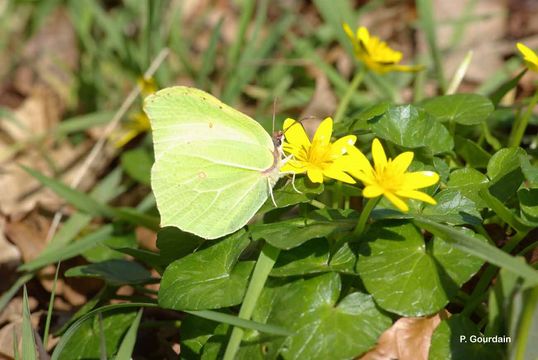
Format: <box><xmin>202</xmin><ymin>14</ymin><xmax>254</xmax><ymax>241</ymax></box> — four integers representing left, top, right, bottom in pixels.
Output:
<box><xmin>429</xmin><ymin>314</ymin><xmax>502</xmax><ymax>360</ymax></box>
<box><xmin>251</xmin><ymin>273</ymin><xmax>391</xmax><ymax>360</ymax></box>
<box><xmin>357</xmin><ymin>221</ymin><xmax>484</xmax><ymax>316</ymax></box>
<box><xmin>447</xmin><ymin>168</ymin><xmax>489</xmax><ymax>208</ymax></box>
<box><xmin>489</xmin><ymin>69</ymin><xmax>527</xmax><ymax>106</ymax></box>
<box><xmin>115</xmin><ymin>309</ymin><xmax>143</xmax><ymax>360</ymax></box>
<box><xmin>159</xmin><ymin>231</ymin><xmax>254</xmax><ymax>310</ymax></box>
<box><xmin>487</xmin><ymin>148</ymin><xmax>526</xmax><ymax>204</ymax></box>
<box><xmin>368</xmin><ymin>105</ymin><xmax>454</xmax><ymax>154</ymax></box>
<box><xmin>257</xmin><ymin>177</ymin><xmax>323</xmax><ymax>215</ymax></box>
<box><xmin>179</xmin><ymin>315</ymin><xmax>219</xmax><ymax>358</ymax></box>
<box><xmin>422</xmin><ymin>189</ymin><xmax>482</xmax><ymax>225</ymax></box>
<box><xmin>421</xmin><ymin>93</ymin><xmax>494</xmax><ymax>125</ymax></box>
<box><xmin>480</xmin><ymin>187</ymin><xmax>534</xmax><ymax>232</ymax></box>
<box><xmin>414</xmin><ymin>216</ymin><xmax>538</xmax><ymax>285</ymax></box>
<box><xmin>487</xmin><ymin>147</ymin><xmax>527</xmax><ymax>181</ymax></box>
<box><xmin>65</xmin><ymin>259</ymin><xmax>154</xmax><ymax>286</ymax></box>
<box><xmin>271</xmin><ymin>238</ymin><xmax>332</xmax><ymax>276</ymax></box>
<box><xmin>250</xmin><ymin>209</ymin><xmax>355</xmax><ymax>250</ymax></box>
<box><xmin>56</xmin><ymin>309</ymin><xmax>138</xmax><ymax>360</ymax></box>
<box><xmin>120</xmin><ymin>147</ymin><xmax>152</xmax><ymax>185</ymax></box>
<box><xmin>454</xmin><ymin>136</ymin><xmax>491</xmax><ymax>168</ymax></box>
<box><xmin>520</xmin><ymin>155</ymin><xmax>538</xmax><ymax>186</ymax></box>
<box><xmin>83</xmin><ymin>233</ymin><xmax>137</xmax><ymax>262</ymax></box>
<box><xmin>518</xmin><ymin>188</ymin><xmax>538</xmax><ymax>224</ymax></box>
<box><xmin>156</xmin><ymin>226</ymin><xmax>205</xmax><ymax>265</ymax></box>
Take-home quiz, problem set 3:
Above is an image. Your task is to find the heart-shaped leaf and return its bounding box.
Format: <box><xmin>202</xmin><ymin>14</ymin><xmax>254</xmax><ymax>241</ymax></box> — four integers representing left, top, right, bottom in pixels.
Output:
<box><xmin>421</xmin><ymin>94</ymin><xmax>494</xmax><ymax>125</ymax></box>
<box><xmin>357</xmin><ymin>221</ymin><xmax>484</xmax><ymax>316</ymax></box>
<box><xmin>159</xmin><ymin>231</ymin><xmax>254</xmax><ymax>310</ymax></box>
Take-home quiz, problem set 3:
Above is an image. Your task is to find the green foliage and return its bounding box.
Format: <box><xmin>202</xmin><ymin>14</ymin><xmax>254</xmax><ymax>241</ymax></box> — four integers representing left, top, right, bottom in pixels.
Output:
<box><xmin>7</xmin><ymin>1</ymin><xmax>538</xmax><ymax>359</ymax></box>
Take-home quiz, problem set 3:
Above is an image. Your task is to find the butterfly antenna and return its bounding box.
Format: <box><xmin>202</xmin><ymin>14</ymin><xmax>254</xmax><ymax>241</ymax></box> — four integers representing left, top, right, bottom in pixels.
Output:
<box><xmin>272</xmin><ymin>97</ymin><xmax>278</xmax><ymax>133</ymax></box>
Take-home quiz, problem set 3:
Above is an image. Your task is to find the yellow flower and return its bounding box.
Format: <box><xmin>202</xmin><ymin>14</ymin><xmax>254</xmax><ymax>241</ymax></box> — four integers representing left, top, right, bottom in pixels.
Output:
<box><xmin>343</xmin><ymin>23</ymin><xmax>423</xmax><ymax>74</ymax></box>
<box><xmin>347</xmin><ymin>138</ymin><xmax>439</xmax><ymax>212</ymax></box>
<box><xmin>111</xmin><ymin>112</ymin><xmax>151</xmax><ymax>148</ymax></box>
<box><xmin>517</xmin><ymin>42</ymin><xmax>538</xmax><ymax>73</ymax></box>
<box><xmin>281</xmin><ymin>117</ymin><xmax>357</xmax><ymax>184</ymax></box>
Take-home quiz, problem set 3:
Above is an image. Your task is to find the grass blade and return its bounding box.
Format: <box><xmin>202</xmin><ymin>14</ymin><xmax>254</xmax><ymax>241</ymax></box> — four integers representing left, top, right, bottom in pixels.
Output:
<box><xmin>0</xmin><ymin>273</ymin><xmax>34</xmax><ymax>313</ymax></box>
<box><xmin>21</xmin><ymin>287</ymin><xmax>36</xmax><ymax>360</ymax></box>
<box><xmin>417</xmin><ymin>0</ymin><xmax>447</xmax><ymax>92</ymax></box>
<box><xmin>43</xmin><ymin>262</ymin><xmax>61</xmax><ymax>349</ymax></box>
<box><xmin>22</xmin><ymin>166</ymin><xmax>114</xmax><ymax>218</ymax></box>
<box><xmin>115</xmin><ymin>309</ymin><xmax>143</xmax><ymax>360</ymax></box>
<box><xmin>414</xmin><ymin>216</ymin><xmax>538</xmax><ymax>286</ymax></box>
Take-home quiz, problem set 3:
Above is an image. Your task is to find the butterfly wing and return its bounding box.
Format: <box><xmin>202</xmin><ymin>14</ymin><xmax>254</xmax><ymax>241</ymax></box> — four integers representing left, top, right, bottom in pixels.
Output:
<box><xmin>145</xmin><ymin>87</ymin><xmax>276</xmax><ymax>239</ymax></box>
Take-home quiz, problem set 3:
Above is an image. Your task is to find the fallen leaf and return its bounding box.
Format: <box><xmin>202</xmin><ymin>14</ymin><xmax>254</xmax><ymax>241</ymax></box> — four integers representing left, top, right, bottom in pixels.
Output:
<box><xmin>359</xmin><ymin>311</ymin><xmax>448</xmax><ymax>360</ymax></box>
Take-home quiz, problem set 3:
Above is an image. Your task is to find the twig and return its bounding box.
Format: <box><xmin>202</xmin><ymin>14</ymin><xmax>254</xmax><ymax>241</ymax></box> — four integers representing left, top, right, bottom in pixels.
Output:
<box><xmin>45</xmin><ymin>48</ymin><xmax>169</xmax><ymax>243</ymax></box>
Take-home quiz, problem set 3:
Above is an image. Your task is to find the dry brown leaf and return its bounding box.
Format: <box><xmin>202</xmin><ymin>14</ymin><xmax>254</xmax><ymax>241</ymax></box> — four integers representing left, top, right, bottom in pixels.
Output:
<box><xmin>4</xmin><ymin>211</ymin><xmax>49</xmax><ymax>263</ymax></box>
<box><xmin>359</xmin><ymin>311</ymin><xmax>447</xmax><ymax>360</ymax></box>
<box><xmin>0</xmin><ymin>321</ymin><xmax>47</xmax><ymax>360</ymax></box>
<box><xmin>0</xmin><ymin>218</ymin><xmax>20</xmax><ymax>267</ymax></box>
<box><xmin>0</xmin><ymin>297</ymin><xmax>38</xmax><ymax>327</ymax></box>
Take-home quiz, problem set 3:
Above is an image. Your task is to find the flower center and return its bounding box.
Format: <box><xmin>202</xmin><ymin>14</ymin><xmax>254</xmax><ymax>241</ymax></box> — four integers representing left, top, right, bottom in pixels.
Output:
<box><xmin>374</xmin><ymin>159</ymin><xmax>403</xmax><ymax>191</ymax></box>
<box><xmin>307</xmin><ymin>140</ymin><xmax>333</xmax><ymax>169</ymax></box>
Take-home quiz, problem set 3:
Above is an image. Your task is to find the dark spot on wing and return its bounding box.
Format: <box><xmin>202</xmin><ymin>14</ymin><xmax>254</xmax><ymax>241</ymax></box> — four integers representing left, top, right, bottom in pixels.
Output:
<box><xmin>208</xmin><ymin>122</ymin><xmax>214</xmax><ymax>128</ymax></box>
<box><xmin>198</xmin><ymin>171</ymin><xmax>207</xmax><ymax>179</ymax></box>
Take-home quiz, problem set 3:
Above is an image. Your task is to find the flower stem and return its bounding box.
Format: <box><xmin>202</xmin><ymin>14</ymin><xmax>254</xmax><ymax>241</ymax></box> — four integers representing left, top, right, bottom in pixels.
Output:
<box><xmin>352</xmin><ymin>198</ymin><xmax>379</xmax><ymax>237</ymax></box>
<box><xmin>333</xmin><ymin>67</ymin><xmax>365</xmax><ymax>123</ymax></box>
<box><xmin>509</xmin><ymin>87</ymin><xmax>538</xmax><ymax>147</ymax></box>
<box><xmin>223</xmin><ymin>242</ymin><xmax>280</xmax><ymax>360</ymax></box>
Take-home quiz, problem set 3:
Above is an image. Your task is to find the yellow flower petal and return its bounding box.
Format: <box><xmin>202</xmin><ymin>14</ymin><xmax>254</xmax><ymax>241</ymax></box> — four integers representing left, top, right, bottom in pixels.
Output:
<box><xmin>323</xmin><ymin>164</ymin><xmax>356</xmax><ymax>184</ymax></box>
<box><xmin>332</xmin><ymin>135</ymin><xmax>357</xmax><ymax>156</ymax></box>
<box><xmin>312</xmin><ymin>117</ymin><xmax>333</xmax><ymax>145</ymax></box>
<box><xmin>281</xmin><ymin>161</ymin><xmax>307</xmax><ymax>174</ymax></box>
<box><xmin>384</xmin><ymin>192</ymin><xmax>409</xmax><ymax>212</ymax></box>
<box><xmin>363</xmin><ymin>185</ymin><xmax>383</xmax><ymax>198</ymax></box>
<box><xmin>371</xmin><ymin>138</ymin><xmax>387</xmax><ymax>171</ymax></box>
<box><xmin>402</xmin><ymin>171</ymin><xmax>440</xmax><ymax>189</ymax></box>
<box><xmin>517</xmin><ymin>42</ymin><xmax>538</xmax><ymax>63</ymax></box>
<box><xmin>396</xmin><ymin>189</ymin><xmax>437</xmax><ymax>205</ymax></box>
<box><xmin>307</xmin><ymin>167</ymin><xmax>324</xmax><ymax>183</ymax></box>
<box><xmin>391</xmin><ymin>151</ymin><xmax>414</xmax><ymax>174</ymax></box>
<box><xmin>283</xmin><ymin>118</ymin><xmax>311</xmax><ymax>149</ymax></box>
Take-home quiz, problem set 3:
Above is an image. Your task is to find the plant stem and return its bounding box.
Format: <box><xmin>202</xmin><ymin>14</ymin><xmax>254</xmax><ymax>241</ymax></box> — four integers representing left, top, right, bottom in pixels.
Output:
<box><xmin>352</xmin><ymin>198</ymin><xmax>379</xmax><ymax>237</ymax></box>
<box><xmin>223</xmin><ymin>242</ymin><xmax>280</xmax><ymax>360</ymax></box>
<box><xmin>333</xmin><ymin>68</ymin><xmax>365</xmax><ymax>123</ymax></box>
<box><xmin>509</xmin><ymin>87</ymin><xmax>538</xmax><ymax>147</ymax></box>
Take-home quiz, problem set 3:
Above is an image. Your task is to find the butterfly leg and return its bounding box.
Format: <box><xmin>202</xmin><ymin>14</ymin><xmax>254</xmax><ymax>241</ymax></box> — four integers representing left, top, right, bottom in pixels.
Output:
<box><xmin>278</xmin><ymin>171</ymin><xmax>304</xmax><ymax>194</ymax></box>
<box><xmin>268</xmin><ymin>178</ymin><xmax>278</xmax><ymax>207</ymax></box>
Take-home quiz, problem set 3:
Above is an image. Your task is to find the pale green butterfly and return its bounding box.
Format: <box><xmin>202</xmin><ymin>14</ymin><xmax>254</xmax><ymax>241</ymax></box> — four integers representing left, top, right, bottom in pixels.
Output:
<box><xmin>144</xmin><ymin>86</ymin><xmax>284</xmax><ymax>240</ymax></box>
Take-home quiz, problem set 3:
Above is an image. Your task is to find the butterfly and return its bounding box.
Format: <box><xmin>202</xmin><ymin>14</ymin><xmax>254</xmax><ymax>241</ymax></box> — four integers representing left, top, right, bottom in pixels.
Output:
<box><xmin>144</xmin><ymin>86</ymin><xmax>284</xmax><ymax>240</ymax></box>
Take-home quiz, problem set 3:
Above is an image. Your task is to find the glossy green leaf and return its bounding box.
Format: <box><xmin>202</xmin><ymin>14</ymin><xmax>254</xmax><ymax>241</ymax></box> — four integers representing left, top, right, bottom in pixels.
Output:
<box><xmin>57</xmin><ymin>309</ymin><xmax>138</xmax><ymax>360</ymax></box>
<box><xmin>250</xmin><ymin>209</ymin><xmax>356</xmax><ymax>250</ymax></box>
<box><xmin>487</xmin><ymin>147</ymin><xmax>526</xmax><ymax>181</ymax></box>
<box><xmin>429</xmin><ymin>314</ymin><xmax>502</xmax><ymax>360</ymax></box>
<box><xmin>156</xmin><ymin>226</ymin><xmax>205</xmax><ymax>265</ymax></box>
<box><xmin>180</xmin><ymin>315</ymin><xmax>219</xmax><ymax>358</ymax></box>
<box><xmin>446</xmin><ymin>168</ymin><xmax>489</xmax><ymax>208</ymax></box>
<box><xmin>368</xmin><ymin>105</ymin><xmax>454</xmax><ymax>154</ymax></box>
<box><xmin>422</xmin><ymin>189</ymin><xmax>482</xmax><ymax>225</ymax></box>
<box><xmin>357</xmin><ymin>221</ymin><xmax>484</xmax><ymax>316</ymax></box>
<box><xmin>120</xmin><ymin>147</ymin><xmax>152</xmax><ymax>185</ymax></box>
<box><xmin>65</xmin><ymin>259</ymin><xmax>154</xmax><ymax>286</ymax></box>
<box><xmin>520</xmin><ymin>154</ymin><xmax>538</xmax><ymax>186</ymax></box>
<box><xmin>421</xmin><ymin>93</ymin><xmax>493</xmax><ymax>125</ymax></box>
<box><xmin>271</xmin><ymin>238</ymin><xmax>331</xmax><ymax>276</ymax></box>
<box><xmin>414</xmin><ymin>216</ymin><xmax>538</xmax><ymax>284</ymax></box>
<box><xmin>159</xmin><ymin>231</ymin><xmax>254</xmax><ymax>310</ymax></box>
<box><xmin>518</xmin><ymin>188</ymin><xmax>538</xmax><ymax>224</ymax></box>
<box><xmin>257</xmin><ymin>177</ymin><xmax>323</xmax><ymax>215</ymax></box>
<box><xmin>250</xmin><ymin>273</ymin><xmax>391</xmax><ymax>360</ymax></box>
<box><xmin>454</xmin><ymin>136</ymin><xmax>491</xmax><ymax>168</ymax></box>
